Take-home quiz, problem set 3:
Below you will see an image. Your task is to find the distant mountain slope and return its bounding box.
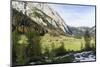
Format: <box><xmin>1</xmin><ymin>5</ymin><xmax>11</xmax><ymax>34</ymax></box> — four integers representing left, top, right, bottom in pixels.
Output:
<box><xmin>69</xmin><ymin>26</ymin><xmax>91</xmax><ymax>36</ymax></box>
<box><xmin>12</xmin><ymin>1</ymin><xmax>72</xmax><ymax>35</ymax></box>
<box><xmin>89</xmin><ymin>26</ymin><xmax>96</xmax><ymax>36</ymax></box>
<box><xmin>69</xmin><ymin>26</ymin><xmax>95</xmax><ymax>37</ymax></box>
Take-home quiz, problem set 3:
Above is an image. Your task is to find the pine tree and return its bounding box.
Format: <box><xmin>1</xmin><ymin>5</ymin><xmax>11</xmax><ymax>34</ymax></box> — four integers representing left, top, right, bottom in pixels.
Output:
<box><xmin>84</xmin><ymin>30</ymin><xmax>91</xmax><ymax>51</ymax></box>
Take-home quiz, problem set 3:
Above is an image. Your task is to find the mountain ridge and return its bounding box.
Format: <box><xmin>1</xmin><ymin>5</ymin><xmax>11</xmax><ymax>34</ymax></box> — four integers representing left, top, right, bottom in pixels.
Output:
<box><xmin>12</xmin><ymin>1</ymin><xmax>72</xmax><ymax>35</ymax></box>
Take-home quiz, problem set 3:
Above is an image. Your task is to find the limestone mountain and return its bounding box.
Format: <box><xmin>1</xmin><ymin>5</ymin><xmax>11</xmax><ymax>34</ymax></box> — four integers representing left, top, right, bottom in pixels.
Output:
<box><xmin>12</xmin><ymin>1</ymin><xmax>72</xmax><ymax>35</ymax></box>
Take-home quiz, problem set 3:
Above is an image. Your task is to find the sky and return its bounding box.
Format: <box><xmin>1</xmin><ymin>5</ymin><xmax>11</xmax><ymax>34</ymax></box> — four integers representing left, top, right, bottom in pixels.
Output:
<box><xmin>49</xmin><ymin>4</ymin><xmax>95</xmax><ymax>27</ymax></box>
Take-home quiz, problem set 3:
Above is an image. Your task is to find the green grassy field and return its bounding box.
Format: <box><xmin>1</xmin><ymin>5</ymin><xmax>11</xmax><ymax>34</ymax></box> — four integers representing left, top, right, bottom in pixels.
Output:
<box><xmin>40</xmin><ymin>34</ymin><xmax>95</xmax><ymax>53</ymax></box>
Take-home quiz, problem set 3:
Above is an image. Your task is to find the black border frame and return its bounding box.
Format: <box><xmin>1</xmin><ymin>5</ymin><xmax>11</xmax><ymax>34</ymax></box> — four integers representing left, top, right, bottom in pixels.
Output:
<box><xmin>10</xmin><ymin>0</ymin><xmax>96</xmax><ymax>67</ymax></box>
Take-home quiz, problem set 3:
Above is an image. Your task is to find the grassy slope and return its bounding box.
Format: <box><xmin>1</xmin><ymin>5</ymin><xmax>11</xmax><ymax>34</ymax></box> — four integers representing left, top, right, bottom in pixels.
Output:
<box><xmin>40</xmin><ymin>34</ymin><xmax>95</xmax><ymax>53</ymax></box>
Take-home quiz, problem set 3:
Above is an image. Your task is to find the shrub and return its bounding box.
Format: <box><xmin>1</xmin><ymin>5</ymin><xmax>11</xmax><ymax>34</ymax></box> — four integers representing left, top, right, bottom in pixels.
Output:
<box><xmin>54</xmin><ymin>42</ymin><xmax>66</xmax><ymax>56</ymax></box>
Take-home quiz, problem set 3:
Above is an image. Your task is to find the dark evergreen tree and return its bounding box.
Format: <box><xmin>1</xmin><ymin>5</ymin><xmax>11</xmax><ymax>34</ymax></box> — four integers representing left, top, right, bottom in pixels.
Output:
<box><xmin>84</xmin><ymin>30</ymin><xmax>91</xmax><ymax>51</ymax></box>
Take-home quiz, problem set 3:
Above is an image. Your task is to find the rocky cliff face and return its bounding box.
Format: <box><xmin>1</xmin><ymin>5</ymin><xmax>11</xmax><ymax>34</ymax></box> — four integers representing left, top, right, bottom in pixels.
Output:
<box><xmin>12</xmin><ymin>1</ymin><xmax>72</xmax><ymax>35</ymax></box>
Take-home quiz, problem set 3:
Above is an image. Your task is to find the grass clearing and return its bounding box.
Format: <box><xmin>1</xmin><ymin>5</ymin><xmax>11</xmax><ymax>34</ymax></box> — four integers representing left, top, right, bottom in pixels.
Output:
<box><xmin>40</xmin><ymin>34</ymin><xmax>95</xmax><ymax>53</ymax></box>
